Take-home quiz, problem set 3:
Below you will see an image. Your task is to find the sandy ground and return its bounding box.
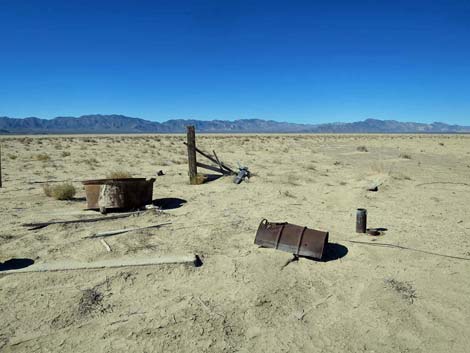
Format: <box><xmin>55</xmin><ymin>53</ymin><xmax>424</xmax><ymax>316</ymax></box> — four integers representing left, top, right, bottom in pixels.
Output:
<box><xmin>0</xmin><ymin>133</ymin><xmax>469</xmax><ymax>353</ymax></box>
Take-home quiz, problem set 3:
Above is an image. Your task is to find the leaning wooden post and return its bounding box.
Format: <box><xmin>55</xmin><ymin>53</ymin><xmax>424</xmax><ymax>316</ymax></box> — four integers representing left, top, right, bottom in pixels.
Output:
<box><xmin>186</xmin><ymin>125</ymin><xmax>198</xmax><ymax>185</ymax></box>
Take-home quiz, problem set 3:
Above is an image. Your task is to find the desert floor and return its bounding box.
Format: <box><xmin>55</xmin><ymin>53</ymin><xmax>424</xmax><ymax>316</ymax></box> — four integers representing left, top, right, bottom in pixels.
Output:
<box><xmin>0</xmin><ymin>134</ymin><xmax>469</xmax><ymax>353</ymax></box>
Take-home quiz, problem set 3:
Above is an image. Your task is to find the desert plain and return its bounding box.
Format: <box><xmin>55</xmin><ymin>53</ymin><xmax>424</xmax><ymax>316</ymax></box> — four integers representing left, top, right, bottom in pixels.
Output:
<box><xmin>0</xmin><ymin>133</ymin><xmax>469</xmax><ymax>352</ymax></box>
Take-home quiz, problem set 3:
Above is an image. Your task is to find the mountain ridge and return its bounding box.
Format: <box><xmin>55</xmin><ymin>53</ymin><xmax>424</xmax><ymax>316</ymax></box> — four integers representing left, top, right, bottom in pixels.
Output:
<box><xmin>0</xmin><ymin>115</ymin><xmax>469</xmax><ymax>134</ymax></box>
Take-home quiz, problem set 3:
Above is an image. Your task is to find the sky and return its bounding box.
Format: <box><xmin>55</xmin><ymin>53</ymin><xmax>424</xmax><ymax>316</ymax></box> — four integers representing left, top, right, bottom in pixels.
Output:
<box><xmin>0</xmin><ymin>0</ymin><xmax>469</xmax><ymax>125</ymax></box>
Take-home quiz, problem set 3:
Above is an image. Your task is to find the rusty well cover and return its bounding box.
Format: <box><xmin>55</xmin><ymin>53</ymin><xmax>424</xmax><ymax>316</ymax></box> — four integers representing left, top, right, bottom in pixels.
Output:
<box><xmin>82</xmin><ymin>178</ymin><xmax>155</xmax><ymax>210</ymax></box>
<box><xmin>255</xmin><ymin>219</ymin><xmax>329</xmax><ymax>260</ymax></box>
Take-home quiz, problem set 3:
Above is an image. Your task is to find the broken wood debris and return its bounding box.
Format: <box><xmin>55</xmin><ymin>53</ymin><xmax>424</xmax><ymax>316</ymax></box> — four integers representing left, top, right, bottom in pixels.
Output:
<box><xmin>22</xmin><ymin>211</ymin><xmax>145</xmax><ymax>230</ymax></box>
<box><xmin>100</xmin><ymin>239</ymin><xmax>112</xmax><ymax>252</ymax></box>
<box><xmin>184</xmin><ymin>125</ymin><xmax>250</xmax><ymax>184</ymax></box>
<box><xmin>86</xmin><ymin>222</ymin><xmax>172</xmax><ymax>238</ymax></box>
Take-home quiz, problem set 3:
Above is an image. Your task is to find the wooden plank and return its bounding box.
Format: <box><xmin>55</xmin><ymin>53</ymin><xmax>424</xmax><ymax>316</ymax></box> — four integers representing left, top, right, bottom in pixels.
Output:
<box><xmin>1</xmin><ymin>255</ymin><xmax>199</xmax><ymax>274</ymax></box>
<box><xmin>186</xmin><ymin>126</ymin><xmax>198</xmax><ymax>184</ymax></box>
<box><xmin>22</xmin><ymin>211</ymin><xmax>145</xmax><ymax>230</ymax></box>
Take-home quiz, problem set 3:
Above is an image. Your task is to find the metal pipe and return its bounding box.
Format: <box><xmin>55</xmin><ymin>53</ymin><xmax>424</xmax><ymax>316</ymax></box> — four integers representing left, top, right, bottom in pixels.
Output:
<box><xmin>356</xmin><ymin>208</ymin><xmax>367</xmax><ymax>233</ymax></box>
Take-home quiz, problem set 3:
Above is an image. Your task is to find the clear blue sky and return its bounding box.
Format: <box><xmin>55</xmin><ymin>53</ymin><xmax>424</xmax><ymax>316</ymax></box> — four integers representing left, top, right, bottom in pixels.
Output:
<box><xmin>1</xmin><ymin>0</ymin><xmax>469</xmax><ymax>125</ymax></box>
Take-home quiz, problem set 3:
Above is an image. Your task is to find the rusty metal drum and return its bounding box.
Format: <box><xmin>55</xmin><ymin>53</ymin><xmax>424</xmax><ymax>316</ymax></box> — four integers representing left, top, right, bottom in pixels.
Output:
<box><xmin>82</xmin><ymin>178</ymin><xmax>155</xmax><ymax>211</ymax></box>
<box><xmin>254</xmin><ymin>219</ymin><xmax>329</xmax><ymax>260</ymax></box>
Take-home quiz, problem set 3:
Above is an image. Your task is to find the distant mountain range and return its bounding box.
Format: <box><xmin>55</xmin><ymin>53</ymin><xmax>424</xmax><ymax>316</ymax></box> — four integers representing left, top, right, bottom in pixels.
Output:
<box><xmin>0</xmin><ymin>115</ymin><xmax>469</xmax><ymax>134</ymax></box>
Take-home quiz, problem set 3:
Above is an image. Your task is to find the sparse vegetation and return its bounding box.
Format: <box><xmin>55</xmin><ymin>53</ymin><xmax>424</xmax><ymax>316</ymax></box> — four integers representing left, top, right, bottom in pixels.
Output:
<box><xmin>282</xmin><ymin>190</ymin><xmax>296</xmax><ymax>198</ymax></box>
<box><xmin>357</xmin><ymin>146</ymin><xmax>368</xmax><ymax>152</ymax></box>
<box><xmin>385</xmin><ymin>278</ymin><xmax>417</xmax><ymax>303</ymax></box>
<box><xmin>43</xmin><ymin>183</ymin><xmax>76</xmax><ymax>200</ymax></box>
<box><xmin>78</xmin><ymin>288</ymin><xmax>105</xmax><ymax>316</ymax></box>
<box><xmin>106</xmin><ymin>170</ymin><xmax>133</xmax><ymax>179</ymax></box>
<box><xmin>35</xmin><ymin>153</ymin><xmax>51</xmax><ymax>162</ymax></box>
<box><xmin>61</xmin><ymin>151</ymin><xmax>71</xmax><ymax>157</ymax></box>
<box><xmin>399</xmin><ymin>153</ymin><xmax>412</xmax><ymax>159</ymax></box>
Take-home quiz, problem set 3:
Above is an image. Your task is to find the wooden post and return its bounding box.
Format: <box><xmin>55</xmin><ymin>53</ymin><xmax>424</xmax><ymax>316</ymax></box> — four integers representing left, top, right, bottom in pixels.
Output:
<box><xmin>0</xmin><ymin>143</ymin><xmax>2</xmax><ymax>188</ymax></box>
<box><xmin>186</xmin><ymin>125</ymin><xmax>198</xmax><ymax>185</ymax></box>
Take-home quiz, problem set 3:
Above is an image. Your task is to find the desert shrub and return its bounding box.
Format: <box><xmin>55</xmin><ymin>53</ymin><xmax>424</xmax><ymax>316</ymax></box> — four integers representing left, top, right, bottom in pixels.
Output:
<box><xmin>106</xmin><ymin>170</ymin><xmax>133</xmax><ymax>179</ymax></box>
<box><xmin>35</xmin><ymin>153</ymin><xmax>51</xmax><ymax>162</ymax></box>
<box><xmin>61</xmin><ymin>151</ymin><xmax>71</xmax><ymax>157</ymax></box>
<box><xmin>357</xmin><ymin>146</ymin><xmax>368</xmax><ymax>152</ymax></box>
<box><xmin>399</xmin><ymin>153</ymin><xmax>412</xmax><ymax>159</ymax></box>
<box><xmin>43</xmin><ymin>183</ymin><xmax>76</xmax><ymax>200</ymax></box>
<box><xmin>8</xmin><ymin>154</ymin><xmax>17</xmax><ymax>160</ymax></box>
<box><xmin>83</xmin><ymin>157</ymin><xmax>99</xmax><ymax>166</ymax></box>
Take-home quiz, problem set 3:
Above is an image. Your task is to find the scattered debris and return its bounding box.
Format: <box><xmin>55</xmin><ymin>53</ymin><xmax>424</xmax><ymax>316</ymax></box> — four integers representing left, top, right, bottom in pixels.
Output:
<box><xmin>356</xmin><ymin>208</ymin><xmax>367</xmax><ymax>233</ymax></box>
<box><xmin>254</xmin><ymin>219</ymin><xmax>329</xmax><ymax>260</ymax></box>
<box><xmin>234</xmin><ymin>165</ymin><xmax>250</xmax><ymax>184</ymax></box>
<box><xmin>22</xmin><ymin>211</ymin><xmax>145</xmax><ymax>230</ymax></box>
<box><xmin>87</xmin><ymin>222</ymin><xmax>172</xmax><ymax>238</ymax></box>
<box><xmin>100</xmin><ymin>239</ymin><xmax>112</xmax><ymax>252</ymax></box>
<box><xmin>185</xmin><ymin>125</ymin><xmax>251</xmax><ymax>184</ymax></box>
<box><xmin>0</xmin><ymin>254</ymin><xmax>201</xmax><ymax>274</ymax></box>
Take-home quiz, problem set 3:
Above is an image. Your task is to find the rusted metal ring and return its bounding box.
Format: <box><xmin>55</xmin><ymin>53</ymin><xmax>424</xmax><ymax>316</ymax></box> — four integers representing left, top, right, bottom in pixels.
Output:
<box><xmin>367</xmin><ymin>229</ymin><xmax>381</xmax><ymax>236</ymax></box>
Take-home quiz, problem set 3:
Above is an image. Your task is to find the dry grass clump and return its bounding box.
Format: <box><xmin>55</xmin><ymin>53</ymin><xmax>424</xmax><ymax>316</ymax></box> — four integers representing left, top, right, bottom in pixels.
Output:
<box><xmin>106</xmin><ymin>170</ymin><xmax>133</xmax><ymax>179</ymax></box>
<box><xmin>357</xmin><ymin>146</ymin><xmax>368</xmax><ymax>152</ymax></box>
<box><xmin>35</xmin><ymin>153</ymin><xmax>51</xmax><ymax>162</ymax></box>
<box><xmin>399</xmin><ymin>153</ymin><xmax>412</xmax><ymax>159</ymax></box>
<box><xmin>43</xmin><ymin>183</ymin><xmax>76</xmax><ymax>200</ymax></box>
<box><xmin>385</xmin><ymin>278</ymin><xmax>417</xmax><ymax>303</ymax></box>
<box><xmin>78</xmin><ymin>288</ymin><xmax>105</xmax><ymax>316</ymax></box>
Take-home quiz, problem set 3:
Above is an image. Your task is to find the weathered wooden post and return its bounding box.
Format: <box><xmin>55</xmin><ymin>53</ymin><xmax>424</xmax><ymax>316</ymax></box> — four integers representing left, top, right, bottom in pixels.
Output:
<box><xmin>186</xmin><ymin>125</ymin><xmax>198</xmax><ymax>185</ymax></box>
<box><xmin>0</xmin><ymin>143</ymin><xmax>2</xmax><ymax>188</ymax></box>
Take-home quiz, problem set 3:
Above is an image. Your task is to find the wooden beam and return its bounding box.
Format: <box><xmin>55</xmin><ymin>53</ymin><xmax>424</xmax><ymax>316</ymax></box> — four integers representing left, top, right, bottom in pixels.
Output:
<box><xmin>184</xmin><ymin>142</ymin><xmax>235</xmax><ymax>175</ymax></box>
<box><xmin>186</xmin><ymin>126</ymin><xmax>198</xmax><ymax>184</ymax></box>
<box><xmin>1</xmin><ymin>255</ymin><xmax>200</xmax><ymax>274</ymax></box>
<box><xmin>196</xmin><ymin>162</ymin><xmax>226</xmax><ymax>174</ymax></box>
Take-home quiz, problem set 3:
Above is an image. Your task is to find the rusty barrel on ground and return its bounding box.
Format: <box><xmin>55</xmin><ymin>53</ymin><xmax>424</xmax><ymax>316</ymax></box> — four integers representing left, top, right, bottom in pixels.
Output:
<box><xmin>356</xmin><ymin>208</ymin><xmax>367</xmax><ymax>233</ymax></box>
<box><xmin>254</xmin><ymin>219</ymin><xmax>329</xmax><ymax>260</ymax></box>
<box><xmin>82</xmin><ymin>178</ymin><xmax>155</xmax><ymax>211</ymax></box>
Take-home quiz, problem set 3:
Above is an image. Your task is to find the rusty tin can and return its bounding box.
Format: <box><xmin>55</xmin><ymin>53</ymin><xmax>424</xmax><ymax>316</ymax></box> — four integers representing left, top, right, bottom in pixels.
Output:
<box><xmin>356</xmin><ymin>208</ymin><xmax>367</xmax><ymax>233</ymax></box>
<box><xmin>254</xmin><ymin>219</ymin><xmax>329</xmax><ymax>260</ymax></box>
